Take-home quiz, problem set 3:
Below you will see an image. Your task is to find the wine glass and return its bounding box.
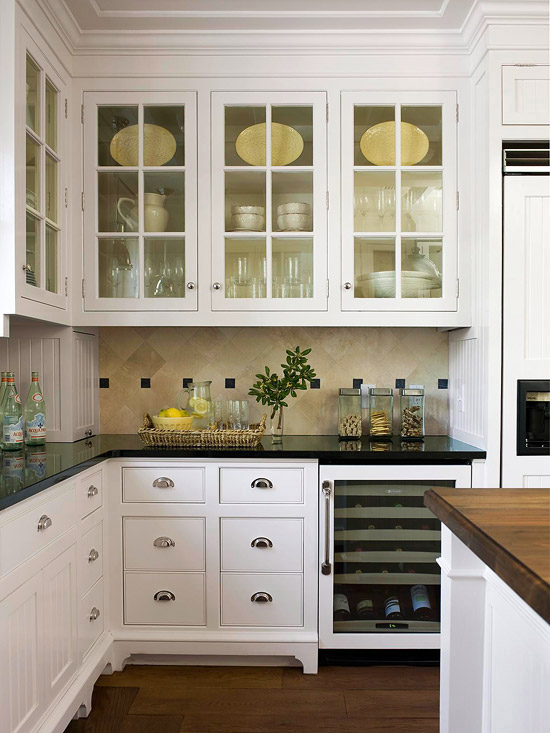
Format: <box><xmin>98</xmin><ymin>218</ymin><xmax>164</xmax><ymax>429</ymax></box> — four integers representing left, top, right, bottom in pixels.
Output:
<box><xmin>376</xmin><ymin>188</ymin><xmax>386</xmax><ymax>231</ymax></box>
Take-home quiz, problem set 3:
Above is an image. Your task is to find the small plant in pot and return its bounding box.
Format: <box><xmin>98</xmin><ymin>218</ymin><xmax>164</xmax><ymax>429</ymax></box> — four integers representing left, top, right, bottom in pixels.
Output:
<box><xmin>249</xmin><ymin>346</ymin><xmax>317</xmax><ymax>443</ymax></box>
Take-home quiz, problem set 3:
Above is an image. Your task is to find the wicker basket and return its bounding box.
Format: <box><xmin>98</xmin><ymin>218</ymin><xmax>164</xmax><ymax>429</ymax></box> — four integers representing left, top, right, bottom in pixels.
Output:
<box><xmin>138</xmin><ymin>413</ymin><xmax>267</xmax><ymax>448</ymax></box>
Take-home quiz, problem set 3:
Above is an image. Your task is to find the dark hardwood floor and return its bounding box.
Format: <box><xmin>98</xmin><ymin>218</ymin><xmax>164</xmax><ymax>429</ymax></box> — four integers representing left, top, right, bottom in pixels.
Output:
<box><xmin>65</xmin><ymin>663</ymin><xmax>439</xmax><ymax>732</ymax></box>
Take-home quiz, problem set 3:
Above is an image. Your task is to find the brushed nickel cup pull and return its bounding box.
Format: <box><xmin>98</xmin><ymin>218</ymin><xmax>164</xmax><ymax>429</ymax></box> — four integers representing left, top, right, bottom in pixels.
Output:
<box><xmin>89</xmin><ymin>607</ymin><xmax>100</xmax><ymax>621</ymax></box>
<box><xmin>154</xmin><ymin>590</ymin><xmax>176</xmax><ymax>602</ymax></box>
<box><xmin>251</xmin><ymin>592</ymin><xmax>272</xmax><ymax>603</ymax></box>
<box><xmin>251</xmin><ymin>477</ymin><xmax>273</xmax><ymax>489</ymax></box>
<box><xmin>37</xmin><ymin>515</ymin><xmax>52</xmax><ymax>532</ymax></box>
<box><xmin>344</xmin><ymin>282</ymin><xmax>352</xmax><ymax>290</ymax></box>
<box><xmin>87</xmin><ymin>485</ymin><xmax>99</xmax><ymax>498</ymax></box>
<box><xmin>251</xmin><ymin>537</ymin><xmax>273</xmax><ymax>548</ymax></box>
<box><xmin>152</xmin><ymin>477</ymin><xmax>175</xmax><ymax>489</ymax></box>
<box><xmin>153</xmin><ymin>536</ymin><xmax>176</xmax><ymax>548</ymax></box>
<box><xmin>321</xmin><ymin>480</ymin><xmax>332</xmax><ymax>575</ymax></box>
<box><xmin>88</xmin><ymin>548</ymin><xmax>99</xmax><ymax>563</ymax></box>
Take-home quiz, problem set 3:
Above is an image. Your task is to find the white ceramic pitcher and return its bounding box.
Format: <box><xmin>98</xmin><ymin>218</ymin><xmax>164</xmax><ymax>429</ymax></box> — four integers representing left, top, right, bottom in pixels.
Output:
<box><xmin>117</xmin><ymin>192</ymin><xmax>169</xmax><ymax>232</ymax></box>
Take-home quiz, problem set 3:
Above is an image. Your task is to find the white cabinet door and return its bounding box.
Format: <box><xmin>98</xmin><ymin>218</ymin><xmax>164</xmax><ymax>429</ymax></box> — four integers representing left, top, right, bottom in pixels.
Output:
<box><xmin>341</xmin><ymin>91</ymin><xmax>458</xmax><ymax>312</ymax></box>
<box><xmin>502</xmin><ymin>65</ymin><xmax>550</xmax><ymax>125</ymax></box>
<box><xmin>83</xmin><ymin>91</ymin><xmax>197</xmax><ymax>312</ymax></box>
<box><xmin>211</xmin><ymin>91</ymin><xmax>328</xmax><ymax>312</ymax></box>
<box><xmin>0</xmin><ymin>572</ymin><xmax>44</xmax><ymax>733</ymax></box>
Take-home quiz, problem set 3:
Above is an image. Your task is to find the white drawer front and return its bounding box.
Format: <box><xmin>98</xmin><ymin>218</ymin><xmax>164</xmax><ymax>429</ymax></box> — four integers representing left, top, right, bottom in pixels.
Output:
<box><xmin>219</xmin><ymin>468</ymin><xmax>303</xmax><ymax>504</ymax></box>
<box><xmin>124</xmin><ymin>517</ymin><xmax>205</xmax><ymax>571</ymax></box>
<box><xmin>77</xmin><ymin>470</ymin><xmax>103</xmax><ymax>519</ymax></box>
<box><xmin>221</xmin><ymin>518</ymin><xmax>303</xmax><ymax>572</ymax></box>
<box><xmin>79</xmin><ymin>521</ymin><xmax>103</xmax><ymax>596</ymax></box>
<box><xmin>123</xmin><ymin>467</ymin><xmax>205</xmax><ymax>503</ymax></box>
<box><xmin>221</xmin><ymin>573</ymin><xmax>303</xmax><ymax>627</ymax></box>
<box><xmin>124</xmin><ymin>572</ymin><xmax>205</xmax><ymax>626</ymax></box>
<box><xmin>0</xmin><ymin>488</ymin><xmax>75</xmax><ymax>577</ymax></box>
<box><xmin>80</xmin><ymin>578</ymin><xmax>104</xmax><ymax>657</ymax></box>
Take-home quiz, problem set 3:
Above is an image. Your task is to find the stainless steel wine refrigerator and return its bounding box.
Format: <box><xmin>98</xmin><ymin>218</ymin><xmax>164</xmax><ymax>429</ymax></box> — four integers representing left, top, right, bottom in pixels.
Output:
<box><xmin>319</xmin><ymin>465</ymin><xmax>471</xmax><ymax>650</ymax></box>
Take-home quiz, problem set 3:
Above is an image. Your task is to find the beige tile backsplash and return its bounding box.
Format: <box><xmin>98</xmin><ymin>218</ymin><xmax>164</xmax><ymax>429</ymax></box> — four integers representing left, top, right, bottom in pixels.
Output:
<box><xmin>99</xmin><ymin>327</ymin><xmax>449</xmax><ymax>435</ymax></box>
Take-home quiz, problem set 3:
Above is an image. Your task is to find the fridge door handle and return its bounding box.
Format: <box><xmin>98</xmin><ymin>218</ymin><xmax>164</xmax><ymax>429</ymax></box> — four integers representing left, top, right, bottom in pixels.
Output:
<box><xmin>321</xmin><ymin>480</ymin><xmax>332</xmax><ymax>575</ymax></box>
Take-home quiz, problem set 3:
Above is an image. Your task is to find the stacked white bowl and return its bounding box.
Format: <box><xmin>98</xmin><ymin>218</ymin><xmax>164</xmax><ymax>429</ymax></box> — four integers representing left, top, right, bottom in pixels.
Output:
<box><xmin>231</xmin><ymin>205</ymin><xmax>265</xmax><ymax>231</ymax></box>
<box><xmin>356</xmin><ymin>270</ymin><xmax>440</xmax><ymax>298</ymax></box>
<box><xmin>276</xmin><ymin>202</ymin><xmax>312</xmax><ymax>231</ymax></box>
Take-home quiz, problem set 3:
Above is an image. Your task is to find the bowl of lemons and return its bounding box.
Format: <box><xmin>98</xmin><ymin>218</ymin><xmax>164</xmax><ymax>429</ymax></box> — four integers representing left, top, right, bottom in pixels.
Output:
<box><xmin>152</xmin><ymin>408</ymin><xmax>194</xmax><ymax>431</ymax></box>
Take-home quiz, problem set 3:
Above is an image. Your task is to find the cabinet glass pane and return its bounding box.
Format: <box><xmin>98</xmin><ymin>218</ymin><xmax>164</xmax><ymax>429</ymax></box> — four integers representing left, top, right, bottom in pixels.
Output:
<box><xmin>272</xmin><ymin>238</ymin><xmax>313</xmax><ymax>298</ymax></box>
<box><xmin>271</xmin><ymin>106</ymin><xmax>313</xmax><ymax>167</ymax></box>
<box><xmin>144</xmin><ymin>237</ymin><xmax>185</xmax><ymax>297</ymax></box>
<box><xmin>272</xmin><ymin>172</ymin><xmax>313</xmax><ymax>232</ymax></box>
<box><xmin>98</xmin><ymin>238</ymin><xmax>139</xmax><ymax>298</ymax></box>
<box><xmin>354</xmin><ymin>106</ymin><xmax>395</xmax><ymax>166</ymax></box>
<box><xmin>25</xmin><ymin>212</ymin><xmax>40</xmax><ymax>287</ymax></box>
<box><xmin>26</xmin><ymin>135</ymin><xmax>40</xmax><ymax>212</ymax></box>
<box><xmin>98</xmin><ymin>106</ymin><xmax>139</xmax><ymax>167</ymax></box>
<box><xmin>401</xmin><ymin>172</ymin><xmax>442</xmax><ymax>233</ymax></box>
<box><xmin>401</xmin><ymin>238</ymin><xmax>442</xmax><ymax>299</ymax></box>
<box><xmin>225</xmin><ymin>171</ymin><xmax>266</xmax><ymax>232</ymax></box>
<box><xmin>45</xmin><ymin>225</ymin><xmax>58</xmax><ymax>293</ymax></box>
<box><xmin>401</xmin><ymin>106</ymin><xmax>442</xmax><ymax>166</ymax></box>
<box><xmin>98</xmin><ymin>172</ymin><xmax>138</xmax><ymax>232</ymax></box>
<box><xmin>354</xmin><ymin>172</ymin><xmax>395</xmax><ymax>233</ymax></box>
<box><xmin>26</xmin><ymin>55</ymin><xmax>40</xmax><ymax>134</ymax></box>
<box><xmin>225</xmin><ymin>238</ymin><xmax>266</xmax><ymax>298</ymax></box>
<box><xmin>45</xmin><ymin>78</ymin><xmax>57</xmax><ymax>152</ymax></box>
<box><xmin>45</xmin><ymin>154</ymin><xmax>57</xmax><ymax>224</ymax></box>
<box><xmin>354</xmin><ymin>238</ymin><xmax>395</xmax><ymax>298</ymax></box>
<box><xmin>225</xmin><ymin>106</ymin><xmax>266</xmax><ymax>166</ymax></box>
<box><xmin>143</xmin><ymin>106</ymin><xmax>184</xmax><ymax>166</ymax></box>
<box><xmin>143</xmin><ymin>172</ymin><xmax>184</xmax><ymax>233</ymax></box>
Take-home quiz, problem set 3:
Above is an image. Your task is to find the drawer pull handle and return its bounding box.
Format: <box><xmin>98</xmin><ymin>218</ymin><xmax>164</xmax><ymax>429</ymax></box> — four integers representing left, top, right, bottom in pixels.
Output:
<box><xmin>153</xmin><ymin>536</ymin><xmax>176</xmax><ymax>548</ymax></box>
<box><xmin>37</xmin><ymin>515</ymin><xmax>52</xmax><ymax>532</ymax></box>
<box><xmin>87</xmin><ymin>485</ymin><xmax>99</xmax><ymax>498</ymax></box>
<box><xmin>251</xmin><ymin>592</ymin><xmax>273</xmax><ymax>603</ymax></box>
<box><xmin>88</xmin><ymin>548</ymin><xmax>99</xmax><ymax>563</ymax></box>
<box><xmin>154</xmin><ymin>590</ymin><xmax>176</xmax><ymax>602</ymax></box>
<box><xmin>251</xmin><ymin>477</ymin><xmax>273</xmax><ymax>490</ymax></box>
<box><xmin>251</xmin><ymin>537</ymin><xmax>273</xmax><ymax>549</ymax></box>
<box><xmin>153</xmin><ymin>477</ymin><xmax>175</xmax><ymax>489</ymax></box>
<box><xmin>89</xmin><ymin>607</ymin><xmax>101</xmax><ymax>621</ymax></box>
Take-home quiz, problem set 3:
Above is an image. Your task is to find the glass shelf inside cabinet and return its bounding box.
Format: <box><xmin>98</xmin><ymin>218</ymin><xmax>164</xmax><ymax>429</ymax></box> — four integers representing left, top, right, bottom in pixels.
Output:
<box><xmin>332</xmin><ymin>480</ymin><xmax>452</xmax><ymax>634</ymax></box>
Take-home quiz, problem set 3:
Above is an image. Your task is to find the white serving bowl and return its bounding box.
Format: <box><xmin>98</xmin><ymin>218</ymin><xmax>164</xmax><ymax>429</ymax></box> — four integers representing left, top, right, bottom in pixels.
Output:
<box><xmin>231</xmin><ymin>212</ymin><xmax>265</xmax><ymax>231</ymax></box>
<box><xmin>277</xmin><ymin>202</ymin><xmax>311</xmax><ymax>216</ymax></box>
<box><xmin>231</xmin><ymin>205</ymin><xmax>265</xmax><ymax>215</ymax></box>
<box><xmin>276</xmin><ymin>213</ymin><xmax>312</xmax><ymax>231</ymax></box>
<box><xmin>357</xmin><ymin>271</ymin><xmax>437</xmax><ymax>298</ymax></box>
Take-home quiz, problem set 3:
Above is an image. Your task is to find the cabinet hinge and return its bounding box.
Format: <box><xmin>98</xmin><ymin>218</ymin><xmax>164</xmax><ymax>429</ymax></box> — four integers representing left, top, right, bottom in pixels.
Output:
<box><xmin>326</xmin><ymin>103</ymin><xmax>329</xmax><ymax>122</ymax></box>
<box><xmin>456</xmin><ymin>103</ymin><xmax>459</xmax><ymax>122</ymax></box>
<box><xmin>81</xmin><ymin>279</ymin><xmax>85</xmax><ymax>298</ymax></box>
<box><xmin>64</xmin><ymin>276</ymin><xmax>68</xmax><ymax>296</ymax></box>
<box><xmin>81</xmin><ymin>192</ymin><xmax>85</xmax><ymax>211</ymax></box>
<box><xmin>326</xmin><ymin>279</ymin><xmax>329</xmax><ymax>297</ymax></box>
<box><xmin>64</xmin><ymin>98</ymin><xmax>68</xmax><ymax>119</ymax></box>
<box><xmin>456</xmin><ymin>191</ymin><xmax>460</xmax><ymax>210</ymax></box>
<box><xmin>456</xmin><ymin>279</ymin><xmax>460</xmax><ymax>298</ymax></box>
<box><xmin>81</xmin><ymin>104</ymin><xmax>84</xmax><ymax>124</ymax></box>
<box><xmin>64</xmin><ymin>188</ymin><xmax>68</xmax><ymax>207</ymax></box>
<box><xmin>326</xmin><ymin>191</ymin><xmax>329</xmax><ymax>209</ymax></box>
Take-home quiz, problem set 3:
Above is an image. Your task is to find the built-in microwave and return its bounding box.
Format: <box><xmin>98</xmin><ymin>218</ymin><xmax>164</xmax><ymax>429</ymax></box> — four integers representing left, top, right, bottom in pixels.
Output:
<box><xmin>517</xmin><ymin>380</ymin><xmax>550</xmax><ymax>456</ymax></box>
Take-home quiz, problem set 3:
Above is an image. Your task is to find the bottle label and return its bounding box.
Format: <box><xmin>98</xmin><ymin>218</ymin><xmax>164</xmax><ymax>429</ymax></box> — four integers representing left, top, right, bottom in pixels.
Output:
<box><xmin>357</xmin><ymin>599</ymin><xmax>373</xmax><ymax>613</ymax></box>
<box><xmin>32</xmin><ymin>393</ymin><xmax>44</xmax><ymax>403</ymax></box>
<box><xmin>4</xmin><ymin>416</ymin><xmax>24</xmax><ymax>444</ymax></box>
<box><xmin>411</xmin><ymin>584</ymin><xmax>431</xmax><ymax>612</ymax></box>
<box><xmin>334</xmin><ymin>594</ymin><xmax>350</xmax><ymax>614</ymax></box>
<box><xmin>384</xmin><ymin>596</ymin><xmax>401</xmax><ymax>617</ymax></box>
<box><xmin>15</xmin><ymin>394</ymin><xmax>21</xmax><ymax>404</ymax></box>
<box><xmin>26</xmin><ymin>413</ymin><xmax>46</xmax><ymax>439</ymax></box>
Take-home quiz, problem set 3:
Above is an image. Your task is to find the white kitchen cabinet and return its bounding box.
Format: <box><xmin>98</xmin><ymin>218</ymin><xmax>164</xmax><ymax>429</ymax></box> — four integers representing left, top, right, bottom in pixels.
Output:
<box><xmin>211</xmin><ymin>91</ymin><xmax>328</xmax><ymax>312</ymax></box>
<box><xmin>82</xmin><ymin>91</ymin><xmax>198</xmax><ymax>312</ymax></box>
<box><xmin>502</xmin><ymin>65</ymin><xmax>550</xmax><ymax>125</ymax></box>
<box><xmin>341</xmin><ymin>91</ymin><xmax>458</xmax><ymax>312</ymax></box>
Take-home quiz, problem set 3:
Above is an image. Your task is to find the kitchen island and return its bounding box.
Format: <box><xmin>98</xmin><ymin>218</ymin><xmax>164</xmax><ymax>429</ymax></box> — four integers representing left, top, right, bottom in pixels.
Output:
<box><xmin>424</xmin><ymin>488</ymin><xmax>550</xmax><ymax>733</ymax></box>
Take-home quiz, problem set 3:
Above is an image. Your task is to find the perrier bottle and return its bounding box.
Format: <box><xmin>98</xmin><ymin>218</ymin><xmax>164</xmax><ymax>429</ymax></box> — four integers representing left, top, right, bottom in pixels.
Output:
<box><xmin>24</xmin><ymin>372</ymin><xmax>46</xmax><ymax>445</ymax></box>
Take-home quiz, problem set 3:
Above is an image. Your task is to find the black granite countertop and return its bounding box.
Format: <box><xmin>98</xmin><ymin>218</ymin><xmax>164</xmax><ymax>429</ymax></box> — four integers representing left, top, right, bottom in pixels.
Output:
<box><xmin>0</xmin><ymin>434</ymin><xmax>486</xmax><ymax>512</ymax></box>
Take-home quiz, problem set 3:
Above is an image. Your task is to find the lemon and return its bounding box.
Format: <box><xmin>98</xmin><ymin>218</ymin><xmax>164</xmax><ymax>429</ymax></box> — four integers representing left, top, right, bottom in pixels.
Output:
<box><xmin>165</xmin><ymin>407</ymin><xmax>181</xmax><ymax>418</ymax></box>
<box><xmin>179</xmin><ymin>409</ymin><xmax>189</xmax><ymax>417</ymax></box>
<box><xmin>158</xmin><ymin>409</ymin><xmax>168</xmax><ymax>418</ymax></box>
<box><xmin>193</xmin><ymin>398</ymin><xmax>209</xmax><ymax>415</ymax></box>
<box><xmin>188</xmin><ymin>397</ymin><xmax>196</xmax><ymax>408</ymax></box>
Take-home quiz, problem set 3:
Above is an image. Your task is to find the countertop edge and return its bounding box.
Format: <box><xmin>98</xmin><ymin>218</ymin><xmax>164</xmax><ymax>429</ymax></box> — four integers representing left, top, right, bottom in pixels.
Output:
<box><xmin>424</xmin><ymin>489</ymin><xmax>550</xmax><ymax>624</ymax></box>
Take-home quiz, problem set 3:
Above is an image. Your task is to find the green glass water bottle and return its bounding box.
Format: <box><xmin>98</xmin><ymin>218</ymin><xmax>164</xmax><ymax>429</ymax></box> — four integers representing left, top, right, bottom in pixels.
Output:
<box><xmin>24</xmin><ymin>372</ymin><xmax>46</xmax><ymax>445</ymax></box>
<box><xmin>1</xmin><ymin>373</ymin><xmax>24</xmax><ymax>451</ymax></box>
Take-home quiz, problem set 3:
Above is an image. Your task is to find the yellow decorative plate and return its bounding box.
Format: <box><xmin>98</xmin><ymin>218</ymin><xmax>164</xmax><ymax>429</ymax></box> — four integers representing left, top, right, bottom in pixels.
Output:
<box><xmin>235</xmin><ymin>122</ymin><xmax>304</xmax><ymax>166</ymax></box>
<box><xmin>360</xmin><ymin>121</ymin><xmax>429</xmax><ymax>166</ymax></box>
<box><xmin>110</xmin><ymin>123</ymin><xmax>177</xmax><ymax>167</ymax></box>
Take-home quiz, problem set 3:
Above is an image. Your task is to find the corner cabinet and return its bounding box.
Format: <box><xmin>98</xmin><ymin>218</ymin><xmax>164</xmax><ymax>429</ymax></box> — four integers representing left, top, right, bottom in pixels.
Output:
<box><xmin>211</xmin><ymin>92</ymin><xmax>328</xmax><ymax>312</ymax></box>
<box><xmin>341</xmin><ymin>91</ymin><xmax>458</xmax><ymax>312</ymax></box>
<box><xmin>82</xmin><ymin>91</ymin><xmax>197</xmax><ymax>311</ymax></box>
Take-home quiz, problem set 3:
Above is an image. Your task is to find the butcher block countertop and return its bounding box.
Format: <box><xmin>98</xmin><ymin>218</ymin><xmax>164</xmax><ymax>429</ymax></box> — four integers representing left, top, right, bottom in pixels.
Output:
<box><xmin>424</xmin><ymin>488</ymin><xmax>550</xmax><ymax>623</ymax></box>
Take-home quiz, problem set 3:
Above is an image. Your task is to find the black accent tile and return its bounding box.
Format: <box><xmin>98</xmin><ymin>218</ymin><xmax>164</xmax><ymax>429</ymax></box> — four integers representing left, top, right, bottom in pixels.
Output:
<box><xmin>141</xmin><ymin>378</ymin><xmax>151</xmax><ymax>389</ymax></box>
<box><xmin>99</xmin><ymin>378</ymin><xmax>109</xmax><ymax>389</ymax></box>
<box><xmin>225</xmin><ymin>378</ymin><xmax>236</xmax><ymax>389</ymax></box>
<box><xmin>438</xmin><ymin>378</ymin><xmax>449</xmax><ymax>389</ymax></box>
<box><xmin>353</xmin><ymin>378</ymin><xmax>363</xmax><ymax>389</ymax></box>
<box><xmin>182</xmin><ymin>378</ymin><xmax>193</xmax><ymax>388</ymax></box>
<box><xmin>310</xmin><ymin>378</ymin><xmax>321</xmax><ymax>390</ymax></box>
<box><xmin>395</xmin><ymin>378</ymin><xmax>406</xmax><ymax>389</ymax></box>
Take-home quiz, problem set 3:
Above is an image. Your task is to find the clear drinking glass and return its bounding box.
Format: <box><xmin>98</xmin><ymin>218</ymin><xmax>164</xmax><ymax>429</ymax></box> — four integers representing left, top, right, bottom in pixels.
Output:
<box><xmin>208</xmin><ymin>400</ymin><xmax>224</xmax><ymax>429</ymax></box>
<box><xmin>228</xmin><ymin>400</ymin><xmax>249</xmax><ymax>429</ymax></box>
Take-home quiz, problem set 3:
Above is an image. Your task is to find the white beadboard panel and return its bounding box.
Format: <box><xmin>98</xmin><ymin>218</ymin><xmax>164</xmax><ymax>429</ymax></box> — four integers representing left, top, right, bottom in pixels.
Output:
<box><xmin>523</xmin><ymin>475</ymin><xmax>550</xmax><ymax>489</ymax></box>
<box><xmin>449</xmin><ymin>335</ymin><xmax>485</xmax><ymax>443</ymax></box>
<box><xmin>502</xmin><ymin>66</ymin><xmax>550</xmax><ymax>125</ymax></box>
<box><xmin>74</xmin><ymin>333</ymin><xmax>98</xmax><ymax>434</ymax></box>
<box><xmin>524</xmin><ymin>195</ymin><xmax>550</xmax><ymax>361</ymax></box>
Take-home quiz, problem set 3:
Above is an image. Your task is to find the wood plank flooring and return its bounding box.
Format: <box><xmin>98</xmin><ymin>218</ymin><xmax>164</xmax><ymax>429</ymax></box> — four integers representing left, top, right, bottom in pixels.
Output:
<box><xmin>65</xmin><ymin>664</ymin><xmax>439</xmax><ymax>732</ymax></box>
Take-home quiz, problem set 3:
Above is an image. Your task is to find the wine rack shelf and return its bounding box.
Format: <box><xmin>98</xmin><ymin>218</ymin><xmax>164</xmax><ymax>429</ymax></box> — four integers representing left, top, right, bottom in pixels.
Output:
<box><xmin>335</xmin><ymin>573</ymin><xmax>441</xmax><ymax>585</ymax></box>
<box><xmin>335</xmin><ymin>529</ymin><xmax>441</xmax><ymax>541</ymax></box>
<box><xmin>334</xmin><ymin>619</ymin><xmax>441</xmax><ymax>633</ymax></box>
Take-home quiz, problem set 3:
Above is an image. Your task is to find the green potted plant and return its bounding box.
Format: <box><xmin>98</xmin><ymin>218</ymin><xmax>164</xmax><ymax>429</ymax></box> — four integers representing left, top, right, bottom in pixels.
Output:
<box><xmin>249</xmin><ymin>346</ymin><xmax>317</xmax><ymax>442</ymax></box>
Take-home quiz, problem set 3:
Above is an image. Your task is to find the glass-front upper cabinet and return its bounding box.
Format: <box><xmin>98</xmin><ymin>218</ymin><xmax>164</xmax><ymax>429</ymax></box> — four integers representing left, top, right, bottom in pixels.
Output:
<box><xmin>21</xmin><ymin>36</ymin><xmax>66</xmax><ymax>310</ymax></box>
<box><xmin>83</xmin><ymin>92</ymin><xmax>197</xmax><ymax>311</ymax></box>
<box><xmin>211</xmin><ymin>92</ymin><xmax>328</xmax><ymax>311</ymax></box>
<box><xmin>341</xmin><ymin>92</ymin><xmax>458</xmax><ymax>312</ymax></box>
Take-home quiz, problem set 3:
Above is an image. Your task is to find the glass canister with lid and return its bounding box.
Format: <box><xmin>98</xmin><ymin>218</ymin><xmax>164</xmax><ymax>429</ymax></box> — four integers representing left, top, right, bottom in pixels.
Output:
<box><xmin>368</xmin><ymin>388</ymin><xmax>393</xmax><ymax>440</ymax></box>
<box><xmin>338</xmin><ymin>388</ymin><xmax>362</xmax><ymax>439</ymax></box>
<box><xmin>399</xmin><ymin>388</ymin><xmax>425</xmax><ymax>440</ymax></box>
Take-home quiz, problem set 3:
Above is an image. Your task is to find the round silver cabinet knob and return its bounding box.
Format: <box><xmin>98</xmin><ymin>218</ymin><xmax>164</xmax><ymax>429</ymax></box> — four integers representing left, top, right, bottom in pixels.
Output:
<box><xmin>89</xmin><ymin>607</ymin><xmax>101</xmax><ymax>621</ymax></box>
<box><xmin>344</xmin><ymin>282</ymin><xmax>352</xmax><ymax>290</ymax></box>
<box><xmin>212</xmin><ymin>282</ymin><xmax>222</xmax><ymax>291</ymax></box>
<box><xmin>186</xmin><ymin>282</ymin><xmax>196</xmax><ymax>290</ymax></box>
